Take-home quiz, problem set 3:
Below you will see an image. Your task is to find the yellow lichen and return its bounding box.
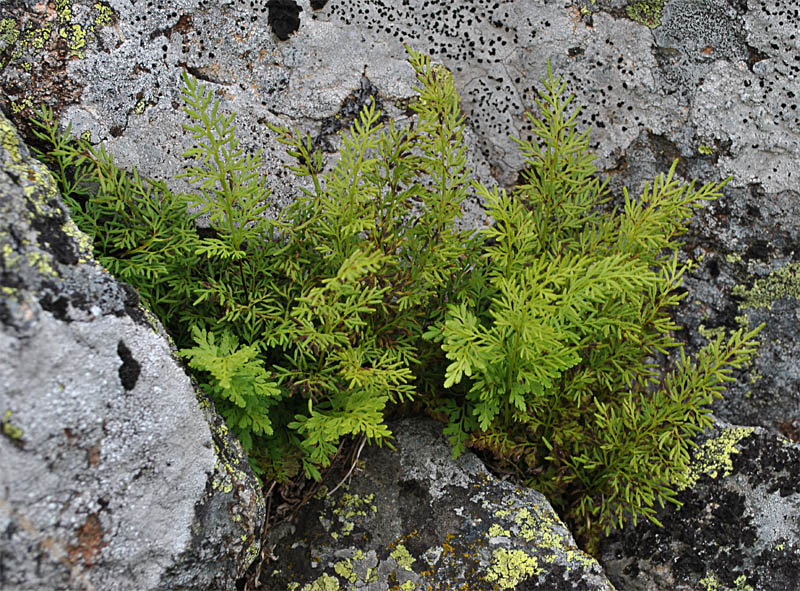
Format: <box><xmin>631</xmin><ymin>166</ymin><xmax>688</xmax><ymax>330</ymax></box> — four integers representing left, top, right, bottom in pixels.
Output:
<box><xmin>2</xmin><ymin>410</ymin><xmax>24</xmax><ymax>440</ymax></box>
<box><xmin>674</xmin><ymin>427</ymin><xmax>754</xmax><ymax>491</ymax></box>
<box><xmin>300</xmin><ymin>573</ymin><xmax>340</xmax><ymax>591</ymax></box>
<box><xmin>390</xmin><ymin>543</ymin><xmax>415</xmax><ymax>572</ymax></box>
<box><xmin>333</xmin><ymin>559</ymin><xmax>358</xmax><ymax>583</ymax></box>
<box><xmin>733</xmin><ymin>262</ymin><xmax>800</xmax><ymax>310</ymax></box>
<box><xmin>487</xmin><ymin>524</ymin><xmax>510</xmax><ymax>537</ymax></box>
<box><xmin>485</xmin><ymin>548</ymin><xmax>541</xmax><ymax>589</ymax></box>
<box><xmin>93</xmin><ymin>3</ymin><xmax>114</xmax><ymax>28</ymax></box>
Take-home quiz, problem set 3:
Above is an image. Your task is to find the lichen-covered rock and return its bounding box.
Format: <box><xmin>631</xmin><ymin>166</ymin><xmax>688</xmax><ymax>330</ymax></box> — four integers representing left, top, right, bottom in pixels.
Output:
<box><xmin>0</xmin><ymin>112</ymin><xmax>264</xmax><ymax>590</ymax></box>
<box><xmin>600</xmin><ymin>419</ymin><xmax>800</xmax><ymax>591</ymax></box>
<box><xmin>267</xmin><ymin>417</ymin><xmax>615</xmax><ymax>590</ymax></box>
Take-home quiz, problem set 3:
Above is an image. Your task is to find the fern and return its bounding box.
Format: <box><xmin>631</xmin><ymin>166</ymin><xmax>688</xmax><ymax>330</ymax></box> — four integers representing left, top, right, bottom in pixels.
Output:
<box><xmin>180</xmin><ymin>326</ymin><xmax>282</xmax><ymax>454</ymax></box>
<box><xmin>427</xmin><ymin>63</ymin><xmax>763</xmax><ymax>546</ymax></box>
<box><xmin>29</xmin><ymin>53</ymin><xmax>761</xmax><ymax>544</ymax></box>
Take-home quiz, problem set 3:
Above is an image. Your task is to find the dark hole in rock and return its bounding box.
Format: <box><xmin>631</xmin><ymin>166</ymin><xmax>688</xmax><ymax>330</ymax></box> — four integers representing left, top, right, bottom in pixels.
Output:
<box><xmin>117</xmin><ymin>340</ymin><xmax>141</xmax><ymax>391</ymax></box>
<box><xmin>707</xmin><ymin>256</ymin><xmax>720</xmax><ymax>278</ymax></box>
<box><xmin>267</xmin><ymin>0</ymin><xmax>301</xmax><ymax>41</ymax></box>
<box><xmin>40</xmin><ymin>293</ymin><xmax>70</xmax><ymax>321</ymax></box>
<box><xmin>745</xmin><ymin>240</ymin><xmax>770</xmax><ymax>261</ymax></box>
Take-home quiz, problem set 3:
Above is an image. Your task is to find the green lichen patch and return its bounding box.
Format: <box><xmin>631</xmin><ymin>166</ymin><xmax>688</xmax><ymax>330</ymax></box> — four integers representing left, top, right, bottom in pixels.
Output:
<box><xmin>331</xmin><ymin>549</ymin><xmax>378</xmax><ymax>586</ymax></box>
<box><xmin>390</xmin><ymin>543</ymin><xmax>415</xmax><ymax>572</ymax></box>
<box><xmin>327</xmin><ymin>491</ymin><xmax>377</xmax><ymax>540</ymax></box>
<box><xmin>485</xmin><ymin>548</ymin><xmax>542</xmax><ymax>589</ymax></box>
<box><xmin>699</xmin><ymin>572</ymin><xmax>754</xmax><ymax>591</ymax></box>
<box><xmin>299</xmin><ymin>573</ymin><xmax>340</xmax><ymax>591</ymax></box>
<box><xmin>625</xmin><ymin>0</ymin><xmax>665</xmax><ymax>28</ymax></box>
<box><xmin>674</xmin><ymin>427</ymin><xmax>754</xmax><ymax>491</ymax></box>
<box><xmin>2</xmin><ymin>410</ymin><xmax>24</xmax><ymax>440</ymax></box>
<box><xmin>732</xmin><ymin>262</ymin><xmax>800</xmax><ymax>310</ymax></box>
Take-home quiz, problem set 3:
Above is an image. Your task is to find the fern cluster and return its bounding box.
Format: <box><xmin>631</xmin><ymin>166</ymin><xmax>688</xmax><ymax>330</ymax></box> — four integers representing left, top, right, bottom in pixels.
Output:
<box><xmin>29</xmin><ymin>50</ymin><xmax>760</xmax><ymax>544</ymax></box>
<box><xmin>423</xmin><ymin>66</ymin><xmax>760</xmax><ymax>543</ymax></box>
<box><xmin>30</xmin><ymin>48</ymin><xmax>473</xmax><ymax>482</ymax></box>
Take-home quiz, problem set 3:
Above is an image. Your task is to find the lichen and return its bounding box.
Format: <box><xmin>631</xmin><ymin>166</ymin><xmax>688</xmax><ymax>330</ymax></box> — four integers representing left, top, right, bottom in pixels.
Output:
<box><xmin>390</xmin><ymin>543</ymin><xmax>415</xmax><ymax>572</ymax></box>
<box><xmin>0</xmin><ymin>18</ymin><xmax>20</xmax><ymax>47</ymax></box>
<box><xmin>485</xmin><ymin>548</ymin><xmax>541</xmax><ymax>588</ymax></box>
<box><xmin>333</xmin><ymin>558</ymin><xmax>358</xmax><ymax>583</ymax></box>
<box><xmin>674</xmin><ymin>427</ymin><xmax>754</xmax><ymax>491</ymax></box>
<box><xmin>93</xmin><ymin>2</ymin><xmax>114</xmax><ymax>28</ymax></box>
<box><xmin>332</xmin><ymin>549</ymin><xmax>366</xmax><ymax>584</ymax></box>
<box><xmin>2</xmin><ymin>410</ymin><xmax>24</xmax><ymax>440</ymax></box>
<box><xmin>0</xmin><ymin>1</ymin><xmax>115</xmax><ymax>71</ymax></box>
<box><xmin>732</xmin><ymin>262</ymin><xmax>800</xmax><ymax>310</ymax></box>
<box><xmin>699</xmin><ymin>572</ymin><xmax>754</xmax><ymax>591</ymax></box>
<box><xmin>487</xmin><ymin>523</ymin><xmax>511</xmax><ymax>538</ymax></box>
<box><xmin>300</xmin><ymin>573</ymin><xmax>340</xmax><ymax>591</ymax></box>
<box><xmin>625</xmin><ymin>0</ymin><xmax>665</xmax><ymax>28</ymax></box>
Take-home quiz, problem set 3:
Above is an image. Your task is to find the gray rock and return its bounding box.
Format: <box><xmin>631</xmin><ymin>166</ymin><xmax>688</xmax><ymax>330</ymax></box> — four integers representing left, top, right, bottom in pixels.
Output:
<box><xmin>600</xmin><ymin>419</ymin><xmax>800</xmax><ymax>591</ymax></box>
<box><xmin>0</xmin><ymin>112</ymin><xmax>264</xmax><ymax>590</ymax></box>
<box><xmin>267</xmin><ymin>417</ymin><xmax>615</xmax><ymax>590</ymax></box>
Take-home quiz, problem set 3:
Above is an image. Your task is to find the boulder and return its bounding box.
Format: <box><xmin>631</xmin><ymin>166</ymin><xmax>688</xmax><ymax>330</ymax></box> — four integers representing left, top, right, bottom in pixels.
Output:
<box><xmin>0</xmin><ymin>112</ymin><xmax>264</xmax><ymax>590</ymax></box>
<box><xmin>600</xmin><ymin>419</ymin><xmax>800</xmax><ymax>591</ymax></box>
<box><xmin>267</xmin><ymin>417</ymin><xmax>615</xmax><ymax>590</ymax></box>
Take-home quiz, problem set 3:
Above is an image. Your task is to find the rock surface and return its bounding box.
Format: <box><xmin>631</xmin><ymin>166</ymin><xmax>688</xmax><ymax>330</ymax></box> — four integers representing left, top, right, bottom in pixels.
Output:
<box><xmin>0</xmin><ymin>112</ymin><xmax>264</xmax><ymax>590</ymax></box>
<box><xmin>600</xmin><ymin>420</ymin><xmax>800</xmax><ymax>591</ymax></box>
<box><xmin>268</xmin><ymin>417</ymin><xmax>615</xmax><ymax>591</ymax></box>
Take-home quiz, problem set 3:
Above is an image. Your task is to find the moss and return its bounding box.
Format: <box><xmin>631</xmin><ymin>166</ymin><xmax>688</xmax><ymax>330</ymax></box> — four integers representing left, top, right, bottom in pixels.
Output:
<box><xmin>625</xmin><ymin>0</ymin><xmax>665</xmax><ymax>28</ymax></box>
<box><xmin>674</xmin><ymin>427</ymin><xmax>754</xmax><ymax>491</ymax></box>
<box><xmin>732</xmin><ymin>262</ymin><xmax>800</xmax><ymax>310</ymax></box>
<box><xmin>698</xmin><ymin>144</ymin><xmax>714</xmax><ymax>155</ymax></box>
<box><xmin>485</xmin><ymin>548</ymin><xmax>541</xmax><ymax>589</ymax></box>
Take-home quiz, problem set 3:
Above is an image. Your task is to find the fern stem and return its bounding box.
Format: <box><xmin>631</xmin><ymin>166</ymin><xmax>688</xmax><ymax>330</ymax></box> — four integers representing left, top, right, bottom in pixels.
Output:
<box><xmin>237</xmin><ymin>258</ymin><xmax>251</xmax><ymax>305</ymax></box>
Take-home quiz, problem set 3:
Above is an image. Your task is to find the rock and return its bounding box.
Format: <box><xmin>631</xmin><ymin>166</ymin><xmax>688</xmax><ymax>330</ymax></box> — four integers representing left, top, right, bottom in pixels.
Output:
<box><xmin>0</xmin><ymin>113</ymin><xmax>264</xmax><ymax>590</ymax></box>
<box><xmin>267</xmin><ymin>417</ymin><xmax>615</xmax><ymax>590</ymax></box>
<box><xmin>600</xmin><ymin>419</ymin><xmax>800</xmax><ymax>591</ymax></box>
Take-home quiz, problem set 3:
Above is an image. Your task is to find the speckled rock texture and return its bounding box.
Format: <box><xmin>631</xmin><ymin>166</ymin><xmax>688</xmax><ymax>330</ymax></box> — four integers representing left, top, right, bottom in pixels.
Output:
<box><xmin>267</xmin><ymin>417</ymin><xmax>615</xmax><ymax>590</ymax></box>
<box><xmin>0</xmin><ymin>112</ymin><xmax>264</xmax><ymax>590</ymax></box>
<box><xmin>600</xmin><ymin>420</ymin><xmax>800</xmax><ymax>591</ymax></box>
